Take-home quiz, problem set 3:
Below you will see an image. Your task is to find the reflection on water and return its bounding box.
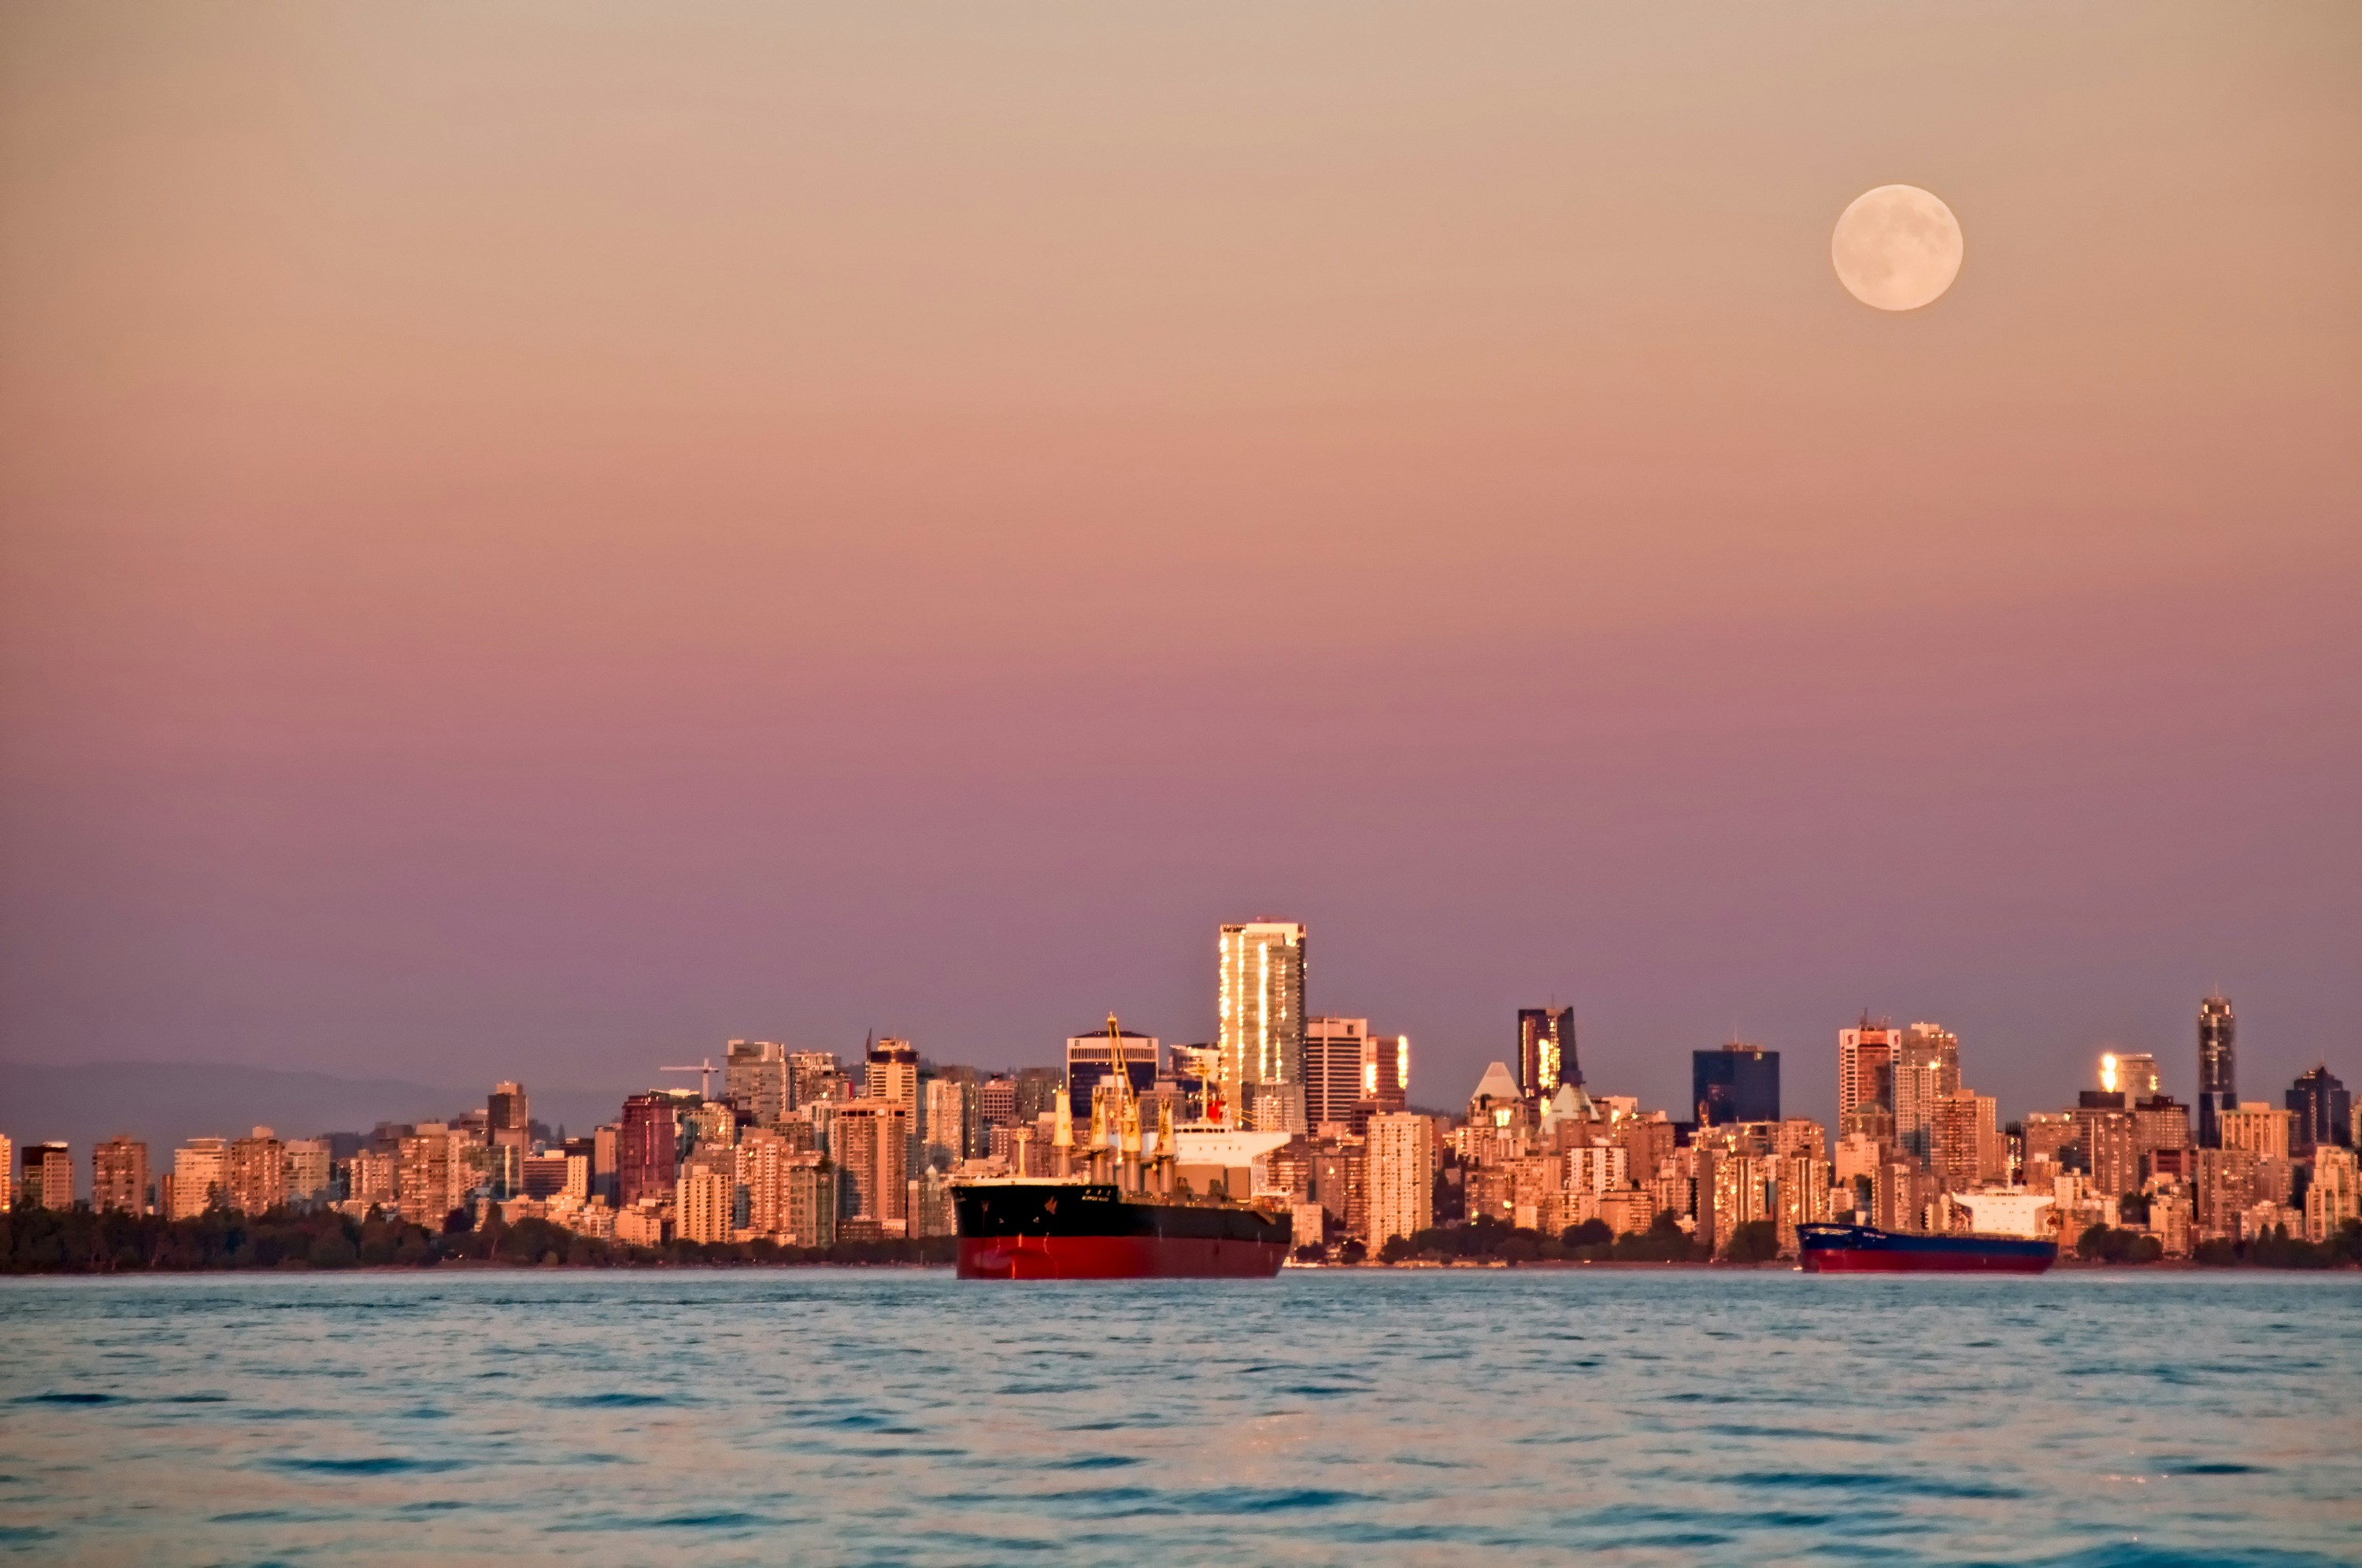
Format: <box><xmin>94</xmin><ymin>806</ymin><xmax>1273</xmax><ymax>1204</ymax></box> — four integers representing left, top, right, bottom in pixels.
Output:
<box><xmin>2</xmin><ymin>1270</ymin><xmax>2355</xmax><ymax>1564</ymax></box>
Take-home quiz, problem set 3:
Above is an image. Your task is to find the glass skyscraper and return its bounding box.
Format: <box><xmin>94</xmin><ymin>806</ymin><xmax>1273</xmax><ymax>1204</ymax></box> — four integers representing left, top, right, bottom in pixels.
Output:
<box><xmin>1691</xmin><ymin>1041</ymin><xmax>1780</xmax><ymax>1127</ymax></box>
<box><xmin>2196</xmin><ymin>995</ymin><xmax>2236</xmax><ymax>1148</ymax></box>
<box><xmin>1517</xmin><ymin>1007</ymin><xmax>1579</xmax><ymax>1100</ymax></box>
<box><xmin>1218</xmin><ymin>921</ymin><xmax>1305</xmax><ymax>1126</ymax></box>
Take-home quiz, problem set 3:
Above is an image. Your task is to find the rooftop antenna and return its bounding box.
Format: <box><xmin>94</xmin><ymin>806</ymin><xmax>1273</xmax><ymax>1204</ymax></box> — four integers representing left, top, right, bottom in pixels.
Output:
<box><xmin>661</xmin><ymin>1058</ymin><xmax>720</xmax><ymax>1100</ymax></box>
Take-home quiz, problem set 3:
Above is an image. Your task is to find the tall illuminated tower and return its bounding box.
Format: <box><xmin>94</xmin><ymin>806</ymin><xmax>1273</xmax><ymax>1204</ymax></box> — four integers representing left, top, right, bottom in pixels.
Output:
<box><xmin>1516</xmin><ymin>1008</ymin><xmax>1579</xmax><ymax>1101</ymax></box>
<box><xmin>1217</xmin><ymin>921</ymin><xmax>1306</xmax><ymax>1126</ymax></box>
<box><xmin>2196</xmin><ymin>995</ymin><xmax>2236</xmax><ymax>1148</ymax></box>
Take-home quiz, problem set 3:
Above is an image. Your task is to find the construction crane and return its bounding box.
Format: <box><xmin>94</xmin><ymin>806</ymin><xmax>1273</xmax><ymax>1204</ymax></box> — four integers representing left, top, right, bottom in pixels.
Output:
<box><xmin>661</xmin><ymin>1058</ymin><xmax>720</xmax><ymax>1100</ymax></box>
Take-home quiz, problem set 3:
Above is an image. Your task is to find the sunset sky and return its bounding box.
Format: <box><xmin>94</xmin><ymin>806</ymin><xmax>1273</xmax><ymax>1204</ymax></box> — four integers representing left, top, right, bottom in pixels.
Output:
<box><xmin>2</xmin><ymin>3</ymin><xmax>2356</xmax><ymax>1121</ymax></box>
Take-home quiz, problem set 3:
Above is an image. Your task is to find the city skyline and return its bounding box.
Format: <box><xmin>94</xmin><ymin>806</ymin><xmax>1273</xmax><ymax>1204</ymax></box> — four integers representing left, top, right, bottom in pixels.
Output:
<box><xmin>2</xmin><ymin>6</ymin><xmax>2356</xmax><ymax>1126</ymax></box>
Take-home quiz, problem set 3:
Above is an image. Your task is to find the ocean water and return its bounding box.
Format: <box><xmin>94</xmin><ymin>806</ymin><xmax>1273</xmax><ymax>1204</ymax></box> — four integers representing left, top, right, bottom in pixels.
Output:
<box><xmin>1</xmin><ymin>1270</ymin><xmax>2356</xmax><ymax>1566</ymax></box>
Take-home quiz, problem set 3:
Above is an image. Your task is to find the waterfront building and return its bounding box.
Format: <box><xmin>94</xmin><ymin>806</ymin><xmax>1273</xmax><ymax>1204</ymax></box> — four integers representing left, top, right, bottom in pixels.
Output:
<box><xmin>1064</xmin><ymin>1027</ymin><xmax>1159</xmax><ymax>1121</ymax></box>
<box><xmin>725</xmin><ymin>1041</ymin><xmax>790</xmax><ymax>1125</ymax></box>
<box><xmin>1775</xmin><ymin>1155</ymin><xmax>1834</xmax><ymax>1254</ymax></box>
<box><xmin>1892</xmin><ymin>1023</ymin><xmax>1960</xmax><ymax>1166</ymax></box>
<box><xmin>2078</xmin><ymin>1106</ymin><xmax>2140</xmax><ymax>1200</ymax></box>
<box><xmin>169</xmin><ymin>1137</ymin><xmax>230</xmax><ymax>1219</ymax></box>
<box><xmin>2286</xmin><ymin>1066</ymin><xmax>2351</xmax><ymax>1154</ymax></box>
<box><xmin>1836</xmin><ymin>1016</ymin><xmax>1900</xmax><ymax>1121</ymax></box>
<box><xmin>2130</xmin><ymin>1096</ymin><xmax>2192</xmax><ymax>1173</ymax></box>
<box><xmin>1517</xmin><ymin>1006</ymin><xmax>1579</xmax><ymax>1102</ymax></box>
<box><xmin>0</xmin><ymin>1133</ymin><xmax>11</xmax><ymax>1210</ymax></box>
<box><xmin>831</xmin><ymin>1099</ymin><xmax>911</xmax><ymax>1235</ymax></box>
<box><xmin>675</xmin><ymin>1152</ymin><xmax>737</xmax><ymax>1244</ymax></box>
<box><xmin>2217</xmin><ymin>1102</ymin><xmax>2292</xmax><ymax>1163</ymax></box>
<box><xmin>227</xmin><ymin>1129</ymin><xmax>287</xmax><ymax>1215</ymax></box>
<box><xmin>1365</xmin><ymin>1111</ymin><xmax>1434</xmax><ymax>1250</ymax></box>
<box><xmin>1613</xmin><ymin>1111</ymin><xmax>1676</xmax><ymax>1185</ymax></box>
<box><xmin>92</xmin><ymin>1136</ymin><xmax>149</xmax><ymax>1214</ymax></box>
<box><xmin>2197</xmin><ymin>994</ymin><xmax>2236</xmax><ymax>1148</ymax></box>
<box><xmin>347</xmin><ymin>1148</ymin><xmax>398</xmax><ymax>1212</ymax></box>
<box><xmin>1307</xmin><ymin>1131</ymin><xmax>1367</xmax><ymax>1238</ymax></box>
<box><xmin>22</xmin><ymin>1142</ymin><xmax>74</xmax><ymax>1211</ymax></box>
<box><xmin>1692</xmin><ymin>1041</ymin><xmax>1779</xmax><ymax>1127</ymax></box>
<box><xmin>1302</xmin><ymin>1017</ymin><xmax>1372</xmax><ymax>1132</ymax></box>
<box><xmin>1217</xmin><ymin>920</ymin><xmax>1307</xmax><ymax>1126</ymax></box>
<box><xmin>613</xmin><ymin>1202</ymin><xmax>668</xmax><ymax>1248</ymax></box>
<box><xmin>2194</xmin><ymin>1147</ymin><xmax>2259</xmax><ymax>1237</ymax></box>
<box><xmin>1567</xmin><ymin>1143</ymin><xmax>1628</xmax><ymax>1197</ymax></box>
<box><xmin>2304</xmin><ymin>1145</ymin><xmax>2358</xmax><ymax>1244</ymax></box>
<box><xmin>285</xmin><ymin>1137</ymin><xmax>332</xmax><ymax>1204</ymax></box>
<box><xmin>520</xmin><ymin>1150</ymin><xmax>572</xmax><ymax>1199</ymax></box>
<box><xmin>398</xmin><ymin>1128</ymin><xmax>476</xmax><ymax>1223</ymax></box>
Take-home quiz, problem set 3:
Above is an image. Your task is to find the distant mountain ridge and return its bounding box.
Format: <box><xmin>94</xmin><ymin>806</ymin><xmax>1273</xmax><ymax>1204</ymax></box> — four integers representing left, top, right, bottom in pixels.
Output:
<box><xmin>0</xmin><ymin>1061</ymin><xmax>637</xmax><ymax>1163</ymax></box>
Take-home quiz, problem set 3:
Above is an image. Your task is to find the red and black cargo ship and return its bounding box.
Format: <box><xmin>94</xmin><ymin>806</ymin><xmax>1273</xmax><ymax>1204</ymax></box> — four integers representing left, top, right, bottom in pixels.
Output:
<box><xmin>953</xmin><ymin>1181</ymin><xmax>1290</xmax><ymax>1281</ymax></box>
<box><xmin>1797</xmin><ymin>1221</ymin><xmax>2057</xmax><ymax>1274</ymax></box>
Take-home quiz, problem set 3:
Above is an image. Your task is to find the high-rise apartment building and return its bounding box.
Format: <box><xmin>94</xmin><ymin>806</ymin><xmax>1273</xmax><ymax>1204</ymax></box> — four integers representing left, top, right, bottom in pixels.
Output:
<box><xmin>1931</xmin><ymin>1091</ymin><xmax>2003</xmax><ymax>1191</ymax></box>
<box><xmin>1516</xmin><ymin>1008</ymin><xmax>1579</xmax><ymax>1102</ymax></box>
<box><xmin>1357</xmin><ymin>1031</ymin><xmax>1411</xmax><ymax>1127</ymax></box>
<box><xmin>1837</xmin><ymin>1017</ymin><xmax>1900</xmax><ymax>1122</ymax></box>
<box><xmin>1692</xmin><ymin>1043</ymin><xmax>1779</xmax><ymax>1127</ymax></box>
<box><xmin>1303</xmin><ymin>1018</ymin><xmax>1372</xmax><ymax>1132</ymax></box>
<box><xmin>787</xmin><ymin>1050</ymin><xmax>845</xmax><ymax>1110</ymax></box>
<box><xmin>2304</xmin><ymin>1145</ymin><xmax>2357</xmax><ymax>1244</ymax></box>
<box><xmin>22</xmin><ymin>1143</ymin><xmax>73</xmax><ymax>1211</ymax></box>
<box><xmin>397</xmin><ymin>1128</ymin><xmax>476</xmax><ymax>1223</ymax></box>
<box><xmin>865</xmin><ymin>1038</ymin><xmax>920</xmax><ymax>1110</ymax></box>
<box><xmin>227</xmin><ymin>1128</ymin><xmax>287</xmax><ymax>1215</ymax></box>
<box><xmin>978</xmin><ymin>1074</ymin><xmax>1018</xmax><ymax>1129</ymax></box>
<box><xmin>675</xmin><ymin>1148</ymin><xmax>739</xmax><ymax>1244</ymax></box>
<box><xmin>726</xmin><ymin>1041</ymin><xmax>790</xmax><ymax>1125</ymax></box>
<box><xmin>0</xmin><ymin>1134</ymin><xmax>11</xmax><ymax>1210</ymax></box>
<box><xmin>2286</xmin><ymin>1066</ymin><xmax>2352</xmax><ymax>1154</ymax></box>
<box><xmin>92</xmin><ymin>1136</ymin><xmax>149</xmax><ymax>1214</ymax></box>
<box><xmin>618</xmin><ymin>1091</ymin><xmax>694</xmax><ymax>1207</ymax></box>
<box><xmin>1891</xmin><ymin>1023</ymin><xmax>1960</xmax><ymax>1167</ymax></box>
<box><xmin>2216</xmin><ymin>1102</ymin><xmax>2291</xmax><ymax>1162</ymax></box>
<box><xmin>348</xmin><ymin>1148</ymin><xmax>398</xmax><ymax>1211</ymax></box>
<box><xmin>487</xmin><ymin>1082</ymin><xmax>530</xmax><ymax>1145</ymax></box>
<box><xmin>169</xmin><ymin>1137</ymin><xmax>230</xmax><ymax>1219</ymax></box>
<box><xmin>922</xmin><ymin>1076</ymin><xmax>976</xmax><ymax>1164</ymax></box>
<box><xmin>286</xmin><ymin>1137</ymin><xmax>333</xmax><ymax>1204</ymax></box>
<box><xmin>1217</xmin><ymin>921</ymin><xmax>1306</xmax><ymax>1125</ymax></box>
<box><xmin>2197</xmin><ymin>995</ymin><xmax>2236</xmax><ymax>1148</ymax></box>
<box><xmin>831</xmin><ymin>1100</ymin><xmax>911</xmax><ymax>1234</ymax></box>
<box><xmin>1365</xmin><ymin>1112</ymin><xmax>1434</xmax><ymax>1249</ymax></box>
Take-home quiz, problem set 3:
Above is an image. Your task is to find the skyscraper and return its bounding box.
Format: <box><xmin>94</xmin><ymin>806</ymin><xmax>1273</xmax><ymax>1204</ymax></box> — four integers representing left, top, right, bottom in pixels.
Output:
<box><xmin>1892</xmin><ymin>1023</ymin><xmax>1961</xmax><ymax>1167</ymax></box>
<box><xmin>228</xmin><ymin>1129</ymin><xmax>288</xmax><ymax>1216</ymax></box>
<box><xmin>1364</xmin><ymin>1111</ymin><xmax>1434</xmax><ymax>1250</ymax></box>
<box><xmin>1516</xmin><ymin>1008</ymin><xmax>1579</xmax><ymax>1101</ymax></box>
<box><xmin>2285</xmin><ymin>1065</ymin><xmax>2351</xmax><ymax>1153</ymax></box>
<box><xmin>487</xmin><ymin>1082</ymin><xmax>531</xmax><ymax>1145</ymax></box>
<box><xmin>1837</xmin><ymin>1016</ymin><xmax>1900</xmax><ymax>1121</ymax></box>
<box><xmin>1217</xmin><ymin>921</ymin><xmax>1306</xmax><ymax>1125</ymax></box>
<box><xmin>2197</xmin><ymin>995</ymin><xmax>2236</xmax><ymax>1148</ymax></box>
<box><xmin>169</xmin><ymin>1137</ymin><xmax>229</xmax><ymax>1219</ymax></box>
<box><xmin>1303</xmin><ymin>1017</ymin><xmax>1372</xmax><ymax>1131</ymax></box>
<box><xmin>1692</xmin><ymin>1042</ymin><xmax>1779</xmax><ymax>1127</ymax></box>
<box><xmin>726</xmin><ymin>1041</ymin><xmax>790</xmax><ymax>1125</ymax></box>
<box><xmin>1064</xmin><ymin>1027</ymin><xmax>1160</xmax><ymax>1117</ymax></box>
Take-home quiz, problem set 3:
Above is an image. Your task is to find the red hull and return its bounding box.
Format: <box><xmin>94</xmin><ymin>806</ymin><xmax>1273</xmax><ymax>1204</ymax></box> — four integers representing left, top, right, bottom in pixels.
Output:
<box><xmin>957</xmin><ymin>1233</ymin><xmax>1288</xmax><ymax>1281</ymax></box>
<box><xmin>1802</xmin><ymin>1249</ymin><xmax>2053</xmax><ymax>1274</ymax></box>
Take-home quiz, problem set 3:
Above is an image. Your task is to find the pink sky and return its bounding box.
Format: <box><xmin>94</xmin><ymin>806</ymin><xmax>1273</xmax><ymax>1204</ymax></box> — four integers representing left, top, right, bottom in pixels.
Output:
<box><xmin>2</xmin><ymin>4</ymin><xmax>2356</xmax><ymax>1121</ymax></box>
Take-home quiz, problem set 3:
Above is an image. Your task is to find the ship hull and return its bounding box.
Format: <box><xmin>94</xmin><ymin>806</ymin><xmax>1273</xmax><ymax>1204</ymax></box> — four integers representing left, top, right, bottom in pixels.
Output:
<box><xmin>1797</xmin><ymin>1222</ymin><xmax>2056</xmax><ymax>1274</ymax></box>
<box><xmin>954</xmin><ymin>1183</ymin><xmax>1290</xmax><ymax>1281</ymax></box>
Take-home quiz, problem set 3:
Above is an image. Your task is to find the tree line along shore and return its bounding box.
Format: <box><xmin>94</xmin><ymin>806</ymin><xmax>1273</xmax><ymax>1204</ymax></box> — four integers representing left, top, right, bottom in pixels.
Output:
<box><xmin>5</xmin><ymin>1204</ymin><xmax>2356</xmax><ymax>1276</ymax></box>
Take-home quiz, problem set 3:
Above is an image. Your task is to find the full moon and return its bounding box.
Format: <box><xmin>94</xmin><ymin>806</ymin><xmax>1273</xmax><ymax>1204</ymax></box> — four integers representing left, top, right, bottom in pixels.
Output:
<box><xmin>1831</xmin><ymin>184</ymin><xmax>1963</xmax><ymax>311</ymax></box>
